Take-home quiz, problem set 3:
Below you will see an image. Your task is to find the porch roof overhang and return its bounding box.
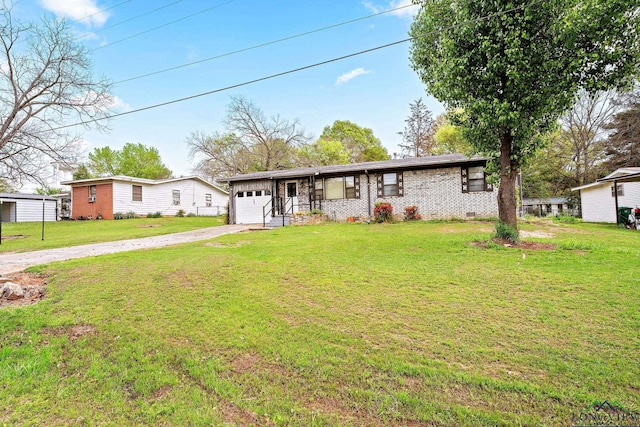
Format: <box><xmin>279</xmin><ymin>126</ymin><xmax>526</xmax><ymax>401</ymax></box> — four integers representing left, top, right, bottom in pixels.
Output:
<box><xmin>224</xmin><ymin>154</ymin><xmax>487</xmax><ymax>183</ymax></box>
<box><xmin>597</xmin><ymin>172</ymin><xmax>640</xmax><ymax>184</ymax></box>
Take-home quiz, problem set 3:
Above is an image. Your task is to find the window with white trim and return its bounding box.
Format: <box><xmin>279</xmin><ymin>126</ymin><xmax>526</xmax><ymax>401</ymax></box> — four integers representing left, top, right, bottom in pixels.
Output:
<box><xmin>132</xmin><ymin>185</ymin><xmax>142</xmax><ymax>202</ymax></box>
<box><xmin>172</xmin><ymin>190</ymin><xmax>181</xmax><ymax>205</ymax></box>
<box><xmin>611</xmin><ymin>184</ymin><xmax>624</xmax><ymax>197</ymax></box>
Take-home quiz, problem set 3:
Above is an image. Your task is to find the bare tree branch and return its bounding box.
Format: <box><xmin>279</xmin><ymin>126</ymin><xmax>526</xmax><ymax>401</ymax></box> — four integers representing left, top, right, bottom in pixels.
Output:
<box><xmin>0</xmin><ymin>1</ymin><xmax>113</xmax><ymax>187</ymax></box>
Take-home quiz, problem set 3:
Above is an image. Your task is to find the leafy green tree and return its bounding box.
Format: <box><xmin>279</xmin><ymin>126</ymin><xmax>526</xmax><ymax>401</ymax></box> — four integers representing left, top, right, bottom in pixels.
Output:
<box><xmin>72</xmin><ymin>164</ymin><xmax>93</xmax><ymax>181</ymax></box>
<box><xmin>87</xmin><ymin>143</ymin><xmax>172</xmax><ymax>179</ymax></box>
<box><xmin>432</xmin><ymin>113</ymin><xmax>472</xmax><ymax>155</ymax></box>
<box><xmin>36</xmin><ymin>186</ymin><xmax>63</xmax><ymax>196</ymax></box>
<box><xmin>0</xmin><ymin>179</ymin><xmax>15</xmax><ymax>193</ymax></box>
<box><xmin>297</xmin><ymin>139</ymin><xmax>351</xmax><ymax>166</ymax></box>
<box><xmin>409</xmin><ymin>0</ymin><xmax>640</xmax><ymax>231</ymax></box>
<box><xmin>320</xmin><ymin>120</ymin><xmax>389</xmax><ymax>163</ymax></box>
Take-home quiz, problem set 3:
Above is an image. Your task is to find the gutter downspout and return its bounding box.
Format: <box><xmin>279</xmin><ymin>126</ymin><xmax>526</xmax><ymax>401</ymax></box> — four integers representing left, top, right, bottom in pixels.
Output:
<box><xmin>614</xmin><ymin>179</ymin><xmax>620</xmax><ymax>225</ymax></box>
<box><xmin>365</xmin><ymin>170</ymin><xmax>371</xmax><ymax>220</ymax></box>
<box><xmin>229</xmin><ymin>183</ymin><xmax>235</xmax><ymax>224</ymax></box>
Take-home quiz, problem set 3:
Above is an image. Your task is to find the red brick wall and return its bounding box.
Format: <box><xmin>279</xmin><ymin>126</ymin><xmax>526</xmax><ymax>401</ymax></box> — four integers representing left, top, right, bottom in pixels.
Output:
<box><xmin>71</xmin><ymin>183</ymin><xmax>114</xmax><ymax>219</ymax></box>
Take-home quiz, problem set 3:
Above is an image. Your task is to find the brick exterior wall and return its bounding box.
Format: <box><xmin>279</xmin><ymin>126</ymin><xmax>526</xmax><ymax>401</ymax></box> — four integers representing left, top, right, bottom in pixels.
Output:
<box><xmin>312</xmin><ymin>167</ymin><xmax>497</xmax><ymax>221</ymax></box>
<box><xmin>71</xmin><ymin>183</ymin><xmax>114</xmax><ymax>219</ymax></box>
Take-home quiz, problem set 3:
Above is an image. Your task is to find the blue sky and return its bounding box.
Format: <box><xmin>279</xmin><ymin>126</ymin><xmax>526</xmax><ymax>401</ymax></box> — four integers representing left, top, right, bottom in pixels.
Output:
<box><xmin>15</xmin><ymin>0</ymin><xmax>444</xmax><ymax>182</ymax></box>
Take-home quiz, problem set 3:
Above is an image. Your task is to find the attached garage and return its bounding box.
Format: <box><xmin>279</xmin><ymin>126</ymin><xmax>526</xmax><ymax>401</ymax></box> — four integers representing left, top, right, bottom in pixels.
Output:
<box><xmin>234</xmin><ymin>189</ymin><xmax>272</xmax><ymax>224</ymax></box>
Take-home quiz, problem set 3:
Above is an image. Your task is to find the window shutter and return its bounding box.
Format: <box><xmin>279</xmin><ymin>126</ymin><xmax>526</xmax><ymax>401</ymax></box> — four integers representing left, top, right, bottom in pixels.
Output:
<box><xmin>397</xmin><ymin>172</ymin><xmax>404</xmax><ymax>197</ymax></box>
<box><xmin>461</xmin><ymin>168</ymin><xmax>468</xmax><ymax>193</ymax></box>
<box><xmin>377</xmin><ymin>174</ymin><xmax>383</xmax><ymax>197</ymax></box>
<box><xmin>485</xmin><ymin>180</ymin><xmax>493</xmax><ymax>192</ymax></box>
<box><xmin>354</xmin><ymin>175</ymin><xmax>361</xmax><ymax>199</ymax></box>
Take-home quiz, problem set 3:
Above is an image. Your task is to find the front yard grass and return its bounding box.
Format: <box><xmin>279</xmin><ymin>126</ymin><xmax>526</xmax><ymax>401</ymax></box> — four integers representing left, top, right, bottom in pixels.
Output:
<box><xmin>1</xmin><ymin>220</ymin><xmax>639</xmax><ymax>426</ymax></box>
<box><xmin>0</xmin><ymin>216</ymin><xmax>224</xmax><ymax>254</ymax></box>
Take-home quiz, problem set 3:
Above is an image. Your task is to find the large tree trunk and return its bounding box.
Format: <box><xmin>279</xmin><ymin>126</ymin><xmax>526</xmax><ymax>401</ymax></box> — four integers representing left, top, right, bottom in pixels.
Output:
<box><xmin>498</xmin><ymin>133</ymin><xmax>519</xmax><ymax>232</ymax></box>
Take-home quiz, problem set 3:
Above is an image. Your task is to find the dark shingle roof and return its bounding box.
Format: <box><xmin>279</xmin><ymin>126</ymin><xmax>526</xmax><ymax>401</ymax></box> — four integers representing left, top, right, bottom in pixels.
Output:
<box><xmin>225</xmin><ymin>154</ymin><xmax>486</xmax><ymax>182</ymax></box>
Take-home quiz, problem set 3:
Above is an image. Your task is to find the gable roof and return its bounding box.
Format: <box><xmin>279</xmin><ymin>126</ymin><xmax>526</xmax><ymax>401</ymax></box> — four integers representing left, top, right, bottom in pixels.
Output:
<box><xmin>61</xmin><ymin>175</ymin><xmax>228</xmax><ymax>194</ymax></box>
<box><xmin>225</xmin><ymin>154</ymin><xmax>487</xmax><ymax>183</ymax></box>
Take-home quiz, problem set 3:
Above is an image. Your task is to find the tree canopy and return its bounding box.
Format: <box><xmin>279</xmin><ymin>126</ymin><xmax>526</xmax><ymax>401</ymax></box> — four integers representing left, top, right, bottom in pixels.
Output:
<box><xmin>0</xmin><ymin>2</ymin><xmax>112</xmax><ymax>187</ymax></box>
<box><xmin>409</xmin><ymin>0</ymin><xmax>640</xmax><ymax>230</ymax></box>
<box><xmin>318</xmin><ymin>120</ymin><xmax>389</xmax><ymax>163</ymax></box>
<box><xmin>87</xmin><ymin>143</ymin><xmax>172</xmax><ymax>180</ymax></box>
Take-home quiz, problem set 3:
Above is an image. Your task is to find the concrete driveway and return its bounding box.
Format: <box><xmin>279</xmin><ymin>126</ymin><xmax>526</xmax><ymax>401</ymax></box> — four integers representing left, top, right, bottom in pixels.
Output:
<box><xmin>0</xmin><ymin>224</ymin><xmax>256</xmax><ymax>275</ymax></box>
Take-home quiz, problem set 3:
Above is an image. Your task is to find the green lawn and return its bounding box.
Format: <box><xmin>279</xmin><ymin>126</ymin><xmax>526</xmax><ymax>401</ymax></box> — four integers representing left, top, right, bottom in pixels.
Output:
<box><xmin>1</xmin><ymin>220</ymin><xmax>639</xmax><ymax>426</ymax></box>
<box><xmin>0</xmin><ymin>216</ymin><xmax>225</xmax><ymax>253</ymax></box>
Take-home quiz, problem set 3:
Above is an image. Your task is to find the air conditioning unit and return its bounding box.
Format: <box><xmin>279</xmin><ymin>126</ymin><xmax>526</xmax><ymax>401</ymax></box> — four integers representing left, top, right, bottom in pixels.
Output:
<box><xmin>88</xmin><ymin>196</ymin><xmax>96</xmax><ymax>202</ymax></box>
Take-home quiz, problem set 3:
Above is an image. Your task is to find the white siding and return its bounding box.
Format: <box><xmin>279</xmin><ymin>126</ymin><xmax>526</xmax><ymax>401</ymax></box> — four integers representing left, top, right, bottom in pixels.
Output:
<box><xmin>112</xmin><ymin>179</ymin><xmax>227</xmax><ymax>217</ymax></box>
<box><xmin>13</xmin><ymin>199</ymin><xmax>57</xmax><ymax>222</ymax></box>
<box><xmin>580</xmin><ymin>182</ymin><xmax>640</xmax><ymax>223</ymax></box>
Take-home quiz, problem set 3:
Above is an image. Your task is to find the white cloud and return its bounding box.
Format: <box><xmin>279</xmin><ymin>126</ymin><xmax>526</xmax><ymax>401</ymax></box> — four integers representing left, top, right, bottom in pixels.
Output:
<box><xmin>362</xmin><ymin>0</ymin><xmax>419</xmax><ymax>19</ymax></box>
<box><xmin>39</xmin><ymin>0</ymin><xmax>109</xmax><ymax>28</ymax></box>
<box><xmin>335</xmin><ymin>68</ymin><xmax>372</xmax><ymax>86</ymax></box>
<box><xmin>108</xmin><ymin>96</ymin><xmax>132</xmax><ymax>113</ymax></box>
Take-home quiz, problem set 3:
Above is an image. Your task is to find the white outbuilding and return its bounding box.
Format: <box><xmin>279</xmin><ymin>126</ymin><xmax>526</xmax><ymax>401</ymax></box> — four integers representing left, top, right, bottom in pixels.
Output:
<box><xmin>0</xmin><ymin>193</ymin><xmax>58</xmax><ymax>222</ymax></box>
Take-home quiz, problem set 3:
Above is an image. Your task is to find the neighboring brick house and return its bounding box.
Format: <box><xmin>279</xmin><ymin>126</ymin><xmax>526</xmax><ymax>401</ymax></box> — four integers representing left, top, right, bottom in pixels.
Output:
<box><xmin>61</xmin><ymin>175</ymin><xmax>228</xmax><ymax>220</ymax></box>
<box><xmin>225</xmin><ymin>154</ymin><xmax>498</xmax><ymax>224</ymax></box>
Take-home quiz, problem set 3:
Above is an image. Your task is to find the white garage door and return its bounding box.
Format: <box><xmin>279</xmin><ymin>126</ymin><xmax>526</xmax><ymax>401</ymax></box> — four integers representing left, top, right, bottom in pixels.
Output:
<box><xmin>235</xmin><ymin>190</ymin><xmax>272</xmax><ymax>224</ymax></box>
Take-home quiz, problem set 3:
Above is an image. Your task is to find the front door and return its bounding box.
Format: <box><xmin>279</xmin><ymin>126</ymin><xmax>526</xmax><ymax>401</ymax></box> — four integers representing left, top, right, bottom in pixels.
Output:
<box><xmin>285</xmin><ymin>181</ymin><xmax>298</xmax><ymax>214</ymax></box>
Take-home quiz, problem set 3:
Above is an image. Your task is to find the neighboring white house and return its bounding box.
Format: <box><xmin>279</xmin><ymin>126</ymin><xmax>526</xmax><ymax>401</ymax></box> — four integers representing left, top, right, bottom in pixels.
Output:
<box><xmin>522</xmin><ymin>197</ymin><xmax>572</xmax><ymax>217</ymax></box>
<box><xmin>572</xmin><ymin>168</ymin><xmax>640</xmax><ymax>223</ymax></box>
<box><xmin>60</xmin><ymin>176</ymin><xmax>228</xmax><ymax>220</ymax></box>
<box><xmin>0</xmin><ymin>193</ymin><xmax>58</xmax><ymax>222</ymax></box>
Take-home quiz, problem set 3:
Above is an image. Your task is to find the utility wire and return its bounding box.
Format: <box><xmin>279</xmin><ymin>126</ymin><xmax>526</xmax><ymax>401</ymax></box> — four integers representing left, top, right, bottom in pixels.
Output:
<box><xmin>114</xmin><ymin>2</ymin><xmax>417</xmax><ymax>85</ymax></box>
<box><xmin>74</xmin><ymin>0</ymin><xmax>185</xmax><ymax>40</ymax></box>
<box><xmin>54</xmin><ymin>0</ymin><xmax>545</xmax><ymax>132</ymax></box>
<box><xmin>70</xmin><ymin>0</ymin><xmax>133</xmax><ymax>25</ymax></box>
<box><xmin>92</xmin><ymin>0</ymin><xmax>237</xmax><ymax>51</ymax></box>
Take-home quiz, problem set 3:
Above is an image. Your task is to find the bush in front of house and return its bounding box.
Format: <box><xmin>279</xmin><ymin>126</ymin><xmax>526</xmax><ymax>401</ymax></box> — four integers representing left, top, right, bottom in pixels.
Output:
<box><xmin>176</xmin><ymin>209</ymin><xmax>186</xmax><ymax>217</ymax></box>
<box><xmin>374</xmin><ymin>202</ymin><xmax>394</xmax><ymax>223</ymax></box>
<box><xmin>186</xmin><ymin>212</ymin><xmax>196</xmax><ymax>217</ymax></box>
<box><xmin>114</xmin><ymin>211</ymin><xmax>138</xmax><ymax>220</ymax></box>
<box><xmin>404</xmin><ymin>206</ymin><xmax>421</xmax><ymax>221</ymax></box>
<box><xmin>147</xmin><ymin>212</ymin><xmax>162</xmax><ymax>218</ymax></box>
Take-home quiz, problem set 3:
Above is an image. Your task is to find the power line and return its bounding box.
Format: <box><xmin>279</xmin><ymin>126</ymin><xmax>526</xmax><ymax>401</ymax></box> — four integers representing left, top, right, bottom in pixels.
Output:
<box><xmin>114</xmin><ymin>3</ymin><xmax>418</xmax><ymax>85</ymax></box>
<box><xmin>54</xmin><ymin>0</ymin><xmax>545</xmax><ymax>132</ymax></box>
<box><xmin>56</xmin><ymin>38</ymin><xmax>411</xmax><ymax>131</ymax></box>
<box><xmin>92</xmin><ymin>0</ymin><xmax>237</xmax><ymax>51</ymax></box>
<box><xmin>69</xmin><ymin>0</ymin><xmax>133</xmax><ymax>25</ymax></box>
<box><xmin>74</xmin><ymin>0</ymin><xmax>185</xmax><ymax>40</ymax></box>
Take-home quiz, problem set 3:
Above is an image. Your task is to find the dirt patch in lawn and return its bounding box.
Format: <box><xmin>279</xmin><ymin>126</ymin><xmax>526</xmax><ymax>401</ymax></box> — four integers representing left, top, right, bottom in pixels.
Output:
<box><xmin>0</xmin><ymin>234</ymin><xmax>26</xmax><ymax>241</ymax></box>
<box><xmin>137</xmin><ymin>224</ymin><xmax>162</xmax><ymax>228</ymax></box>
<box><xmin>43</xmin><ymin>324</ymin><xmax>97</xmax><ymax>340</ymax></box>
<box><xmin>471</xmin><ymin>239</ymin><xmax>557</xmax><ymax>250</ymax></box>
<box><xmin>205</xmin><ymin>240</ymin><xmax>250</xmax><ymax>248</ymax></box>
<box><xmin>0</xmin><ymin>272</ymin><xmax>47</xmax><ymax>308</ymax></box>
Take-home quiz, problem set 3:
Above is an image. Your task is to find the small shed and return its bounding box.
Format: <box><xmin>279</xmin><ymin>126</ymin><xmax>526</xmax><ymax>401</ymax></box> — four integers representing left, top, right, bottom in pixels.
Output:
<box><xmin>0</xmin><ymin>193</ymin><xmax>58</xmax><ymax>222</ymax></box>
